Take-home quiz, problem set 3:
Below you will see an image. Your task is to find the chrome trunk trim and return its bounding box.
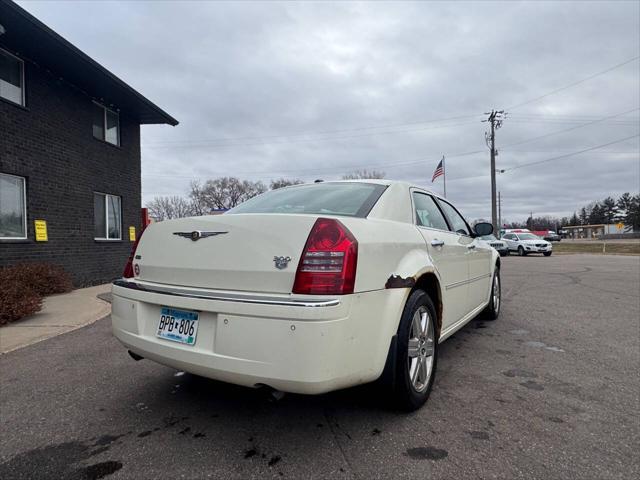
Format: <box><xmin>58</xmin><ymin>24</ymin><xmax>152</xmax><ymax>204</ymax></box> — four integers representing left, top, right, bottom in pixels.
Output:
<box><xmin>113</xmin><ymin>279</ymin><xmax>341</xmax><ymax>308</ymax></box>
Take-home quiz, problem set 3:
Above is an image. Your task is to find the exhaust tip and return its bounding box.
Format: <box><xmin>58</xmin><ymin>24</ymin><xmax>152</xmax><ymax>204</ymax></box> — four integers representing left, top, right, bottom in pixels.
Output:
<box><xmin>255</xmin><ymin>384</ymin><xmax>286</xmax><ymax>402</ymax></box>
<box><xmin>128</xmin><ymin>350</ymin><xmax>144</xmax><ymax>361</ymax></box>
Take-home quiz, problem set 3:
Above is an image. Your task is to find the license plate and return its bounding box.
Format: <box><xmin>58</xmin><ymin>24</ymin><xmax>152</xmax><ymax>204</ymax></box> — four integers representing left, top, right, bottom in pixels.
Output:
<box><xmin>157</xmin><ymin>307</ymin><xmax>199</xmax><ymax>345</ymax></box>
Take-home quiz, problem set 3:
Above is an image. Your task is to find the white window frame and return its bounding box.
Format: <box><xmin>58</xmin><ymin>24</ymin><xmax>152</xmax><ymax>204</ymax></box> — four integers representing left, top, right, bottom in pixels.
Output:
<box><xmin>0</xmin><ymin>173</ymin><xmax>27</xmax><ymax>240</ymax></box>
<box><xmin>94</xmin><ymin>192</ymin><xmax>122</xmax><ymax>241</ymax></box>
<box><xmin>0</xmin><ymin>47</ymin><xmax>25</xmax><ymax>107</ymax></box>
<box><xmin>92</xmin><ymin>101</ymin><xmax>120</xmax><ymax>146</ymax></box>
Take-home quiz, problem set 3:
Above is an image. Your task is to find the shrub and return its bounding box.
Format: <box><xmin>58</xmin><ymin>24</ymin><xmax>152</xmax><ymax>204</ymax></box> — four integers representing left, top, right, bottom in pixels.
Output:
<box><xmin>0</xmin><ymin>263</ymin><xmax>73</xmax><ymax>325</ymax></box>
<box><xmin>8</xmin><ymin>263</ymin><xmax>73</xmax><ymax>296</ymax></box>
<box><xmin>0</xmin><ymin>282</ymin><xmax>42</xmax><ymax>325</ymax></box>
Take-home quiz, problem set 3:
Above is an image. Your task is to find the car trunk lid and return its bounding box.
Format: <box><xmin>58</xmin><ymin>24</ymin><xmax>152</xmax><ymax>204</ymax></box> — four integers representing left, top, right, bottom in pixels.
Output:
<box><xmin>134</xmin><ymin>214</ymin><xmax>318</xmax><ymax>294</ymax></box>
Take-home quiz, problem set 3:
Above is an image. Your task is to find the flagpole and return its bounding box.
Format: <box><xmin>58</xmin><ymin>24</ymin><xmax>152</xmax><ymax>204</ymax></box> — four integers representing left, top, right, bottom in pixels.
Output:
<box><xmin>442</xmin><ymin>155</ymin><xmax>446</xmax><ymax>198</ymax></box>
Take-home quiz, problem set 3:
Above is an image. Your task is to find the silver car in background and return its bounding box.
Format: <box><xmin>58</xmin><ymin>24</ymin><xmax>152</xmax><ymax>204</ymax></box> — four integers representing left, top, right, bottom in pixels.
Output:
<box><xmin>478</xmin><ymin>234</ymin><xmax>509</xmax><ymax>256</ymax></box>
<box><xmin>502</xmin><ymin>232</ymin><xmax>553</xmax><ymax>256</ymax></box>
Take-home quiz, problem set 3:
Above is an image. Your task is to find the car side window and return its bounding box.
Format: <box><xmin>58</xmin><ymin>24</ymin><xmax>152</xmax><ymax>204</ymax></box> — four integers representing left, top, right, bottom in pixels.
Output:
<box><xmin>503</xmin><ymin>234</ymin><xmax>512</xmax><ymax>240</ymax></box>
<box><xmin>412</xmin><ymin>192</ymin><xmax>449</xmax><ymax>231</ymax></box>
<box><xmin>437</xmin><ymin>199</ymin><xmax>471</xmax><ymax>236</ymax></box>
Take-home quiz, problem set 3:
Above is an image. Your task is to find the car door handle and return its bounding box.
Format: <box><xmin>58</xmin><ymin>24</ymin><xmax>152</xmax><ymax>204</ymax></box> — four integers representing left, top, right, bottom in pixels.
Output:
<box><xmin>467</xmin><ymin>244</ymin><xmax>476</xmax><ymax>249</ymax></box>
<box><xmin>431</xmin><ymin>239</ymin><xmax>445</xmax><ymax>247</ymax></box>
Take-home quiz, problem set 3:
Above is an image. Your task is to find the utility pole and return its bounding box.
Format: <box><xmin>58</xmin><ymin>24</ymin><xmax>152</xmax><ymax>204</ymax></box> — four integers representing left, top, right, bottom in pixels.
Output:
<box><xmin>483</xmin><ymin>110</ymin><xmax>505</xmax><ymax>235</ymax></box>
<box><xmin>498</xmin><ymin>191</ymin><xmax>502</xmax><ymax>233</ymax></box>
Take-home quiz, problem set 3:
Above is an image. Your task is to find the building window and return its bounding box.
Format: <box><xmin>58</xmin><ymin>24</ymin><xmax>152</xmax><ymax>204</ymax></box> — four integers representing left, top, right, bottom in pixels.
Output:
<box><xmin>0</xmin><ymin>48</ymin><xmax>25</xmax><ymax>106</ymax></box>
<box><xmin>0</xmin><ymin>173</ymin><xmax>27</xmax><ymax>239</ymax></box>
<box><xmin>92</xmin><ymin>102</ymin><xmax>120</xmax><ymax>146</ymax></box>
<box><xmin>94</xmin><ymin>193</ymin><xmax>121</xmax><ymax>240</ymax></box>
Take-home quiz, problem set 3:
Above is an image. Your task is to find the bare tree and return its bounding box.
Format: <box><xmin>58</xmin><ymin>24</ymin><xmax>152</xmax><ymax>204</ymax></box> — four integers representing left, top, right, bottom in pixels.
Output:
<box><xmin>188</xmin><ymin>180</ymin><xmax>209</xmax><ymax>216</ymax></box>
<box><xmin>270</xmin><ymin>178</ymin><xmax>303</xmax><ymax>189</ymax></box>
<box><xmin>189</xmin><ymin>177</ymin><xmax>266</xmax><ymax>211</ymax></box>
<box><xmin>342</xmin><ymin>169</ymin><xmax>386</xmax><ymax>180</ymax></box>
<box><xmin>146</xmin><ymin>196</ymin><xmax>194</xmax><ymax>221</ymax></box>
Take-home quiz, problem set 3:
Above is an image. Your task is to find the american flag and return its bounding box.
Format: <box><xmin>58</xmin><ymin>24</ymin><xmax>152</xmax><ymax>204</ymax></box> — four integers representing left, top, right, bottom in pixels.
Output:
<box><xmin>432</xmin><ymin>157</ymin><xmax>445</xmax><ymax>182</ymax></box>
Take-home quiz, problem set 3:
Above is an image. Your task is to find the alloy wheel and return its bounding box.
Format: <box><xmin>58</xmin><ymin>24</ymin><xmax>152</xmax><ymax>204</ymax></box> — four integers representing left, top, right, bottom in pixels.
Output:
<box><xmin>407</xmin><ymin>306</ymin><xmax>435</xmax><ymax>393</ymax></box>
<box><xmin>493</xmin><ymin>273</ymin><xmax>500</xmax><ymax>314</ymax></box>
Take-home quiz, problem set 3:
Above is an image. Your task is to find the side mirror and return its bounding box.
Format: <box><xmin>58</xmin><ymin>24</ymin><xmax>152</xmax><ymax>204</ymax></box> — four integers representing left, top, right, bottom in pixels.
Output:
<box><xmin>474</xmin><ymin>222</ymin><xmax>493</xmax><ymax>237</ymax></box>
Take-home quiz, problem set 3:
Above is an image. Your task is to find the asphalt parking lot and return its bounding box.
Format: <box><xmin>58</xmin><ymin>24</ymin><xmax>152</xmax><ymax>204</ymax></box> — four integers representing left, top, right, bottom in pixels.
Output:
<box><xmin>1</xmin><ymin>254</ymin><xmax>638</xmax><ymax>480</ymax></box>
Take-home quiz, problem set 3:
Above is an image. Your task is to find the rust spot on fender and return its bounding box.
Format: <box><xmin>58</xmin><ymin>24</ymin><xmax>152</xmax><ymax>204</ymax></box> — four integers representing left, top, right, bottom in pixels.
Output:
<box><xmin>385</xmin><ymin>275</ymin><xmax>416</xmax><ymax>289</ymax></box>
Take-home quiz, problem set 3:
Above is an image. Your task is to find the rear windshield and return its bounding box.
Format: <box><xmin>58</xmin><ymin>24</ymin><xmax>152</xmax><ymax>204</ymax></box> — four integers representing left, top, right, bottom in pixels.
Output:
<box><xmin>226</xmin><ymin>182</ymin><xmax>387</xmax><ymax>218</ymax></box>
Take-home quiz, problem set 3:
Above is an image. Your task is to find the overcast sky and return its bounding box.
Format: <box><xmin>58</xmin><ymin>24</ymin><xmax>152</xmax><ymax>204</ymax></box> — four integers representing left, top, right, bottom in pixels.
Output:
<box><xmin>19</xmin><ymin>0</ymin><xmax>640</xmax><ymax>222</ymax></box>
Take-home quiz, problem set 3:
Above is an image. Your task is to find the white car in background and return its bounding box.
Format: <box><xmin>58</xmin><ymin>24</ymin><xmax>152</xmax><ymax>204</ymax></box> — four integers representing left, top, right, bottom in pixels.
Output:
<box><xmin>111</xmin><ymin>181</ymin><xmax>501</xmax><ymax>411</ymax></box>
<box><xmin>501</xmin><ymin>232</ymin><xmax>553</xmax><ymax>256</ymax></box>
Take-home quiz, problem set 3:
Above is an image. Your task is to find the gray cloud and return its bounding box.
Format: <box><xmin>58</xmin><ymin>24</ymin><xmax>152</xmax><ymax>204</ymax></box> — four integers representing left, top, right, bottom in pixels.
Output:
<box><xmin>19</xmin><ymin>0</ymin><xmax>639</xmax><ymax>222</ymax></box>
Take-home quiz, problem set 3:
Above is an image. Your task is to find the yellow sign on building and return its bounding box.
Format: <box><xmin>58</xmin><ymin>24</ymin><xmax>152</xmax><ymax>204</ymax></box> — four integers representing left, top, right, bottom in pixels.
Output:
<box><xmin>129</xmin><ymin>226</ymin><xmax>136</xmax><ymax>242</ymax></box>
<box><xmin>616</xmin><ymin>222</ymin><xmax>624</xmax><ymax>231</ymax></box>
<box><xmin>34</xmin><ymin>220</ymin><xmax>48</xmax><ymax>241</ymax></box>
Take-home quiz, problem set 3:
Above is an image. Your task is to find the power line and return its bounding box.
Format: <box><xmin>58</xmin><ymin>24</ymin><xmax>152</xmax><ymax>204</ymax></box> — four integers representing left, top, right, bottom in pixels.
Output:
<box><xmin>143</xmin><ymin>148</ymin><xmax>488</xmax><ymax>179</ymax></box>
<box><xmin>504</xmin><ymin>134</ymin><xmax>639</xmax><ymax>172</ymax></box>
<box><xmin>508</xmin><ymin>112</ymin><xmax>638</xmax><ymax>119</ymax></box>
<box><xmin>507</xmin><ymin>119</ymin><xmax>637</xmax><ymax>126</ymax></box>
<box><xmin>502</xmin><ymin>148</ymin><xmax>637</xmax><ymax>154</ymax></box>
<box><xmin>413</xmin><ymin>135</ymin><xmax>639</xmax><ymax>185</ymax></box>
<box><xmin>142</xmin><ymin>114</ymin><xmax>482</xmax><ymax>148</ymax></box>
<box><xmin>507</xmin><ymin>56</ymin><xmax>640</xmax><ymax>110</ymax></box>
<box><xmin>502</xmin><ymin>107</ymin><xmax>639</xmax><ymax>148</ymax></box>
<box><xmin>141</xmin><ymin>108</ymin><xmax>638</xmax><ymax>181</ymax></box>
<box><xmin>143</xmin><ymin>134</ymin><xmax>638</xmax><ymax>196</ymax></box>
<box><xmin>142</xmin><ymin>119</ymin><xmax>482</xmax><ymax>150</ymax></box>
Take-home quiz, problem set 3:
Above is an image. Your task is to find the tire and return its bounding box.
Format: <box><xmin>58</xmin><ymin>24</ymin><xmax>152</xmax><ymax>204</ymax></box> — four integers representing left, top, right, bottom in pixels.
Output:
<box><xmin>518</xmin><ymin>246</ymin><xmax>526</xmax><ymax>256</ymax></box>
<box><xmin>544</xmin><ymin>252</ymin><xmax>552</xmax><ymax>257</ymax></box>
<box><xmin>483</xmin><ymin>268</ymin><xmax>501</xmax><ymax>320</ymax></box>
<box><xmin>390</xmin><ymin>289</ymin><xmax>438</xmax><ymax>411</ymax></box>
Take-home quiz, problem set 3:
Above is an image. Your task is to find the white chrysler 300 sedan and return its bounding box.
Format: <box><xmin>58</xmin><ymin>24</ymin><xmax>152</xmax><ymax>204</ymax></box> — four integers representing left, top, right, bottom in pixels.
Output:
<box><xmin>112</xmin><ymin>180</ymin><xmax>500</xmax><ymax>410</ymax></box>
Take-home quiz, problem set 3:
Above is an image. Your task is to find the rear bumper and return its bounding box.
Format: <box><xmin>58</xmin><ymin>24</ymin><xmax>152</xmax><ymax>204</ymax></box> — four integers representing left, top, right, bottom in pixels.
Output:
<box><xmin>111</xmin><ymin>280</ymin><xmax>407</xmax><ymax>394</ymax></box>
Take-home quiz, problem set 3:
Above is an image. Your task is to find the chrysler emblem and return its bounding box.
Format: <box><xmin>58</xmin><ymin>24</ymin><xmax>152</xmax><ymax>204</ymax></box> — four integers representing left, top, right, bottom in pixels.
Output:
<box><xmin>173</xmin><ymin>230</ymin><xmax>228</xmax><ymax>241</ymax></box>
<box><xmin>273</xmin><ymin>256</ymin><xmax>291</xmax><ymax>269</ymax></box>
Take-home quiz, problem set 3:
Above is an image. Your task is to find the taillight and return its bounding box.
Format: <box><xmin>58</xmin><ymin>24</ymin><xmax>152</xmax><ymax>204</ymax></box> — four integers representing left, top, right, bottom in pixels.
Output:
<box><xmin>292</xmin><ymin>218</ymin><xmax>358</xmax><ymax>295</ymax></box>
<box><xmin>122</xmin><ymin>236</ymin><xmax>141</xmax><ymax>278</ymax></box>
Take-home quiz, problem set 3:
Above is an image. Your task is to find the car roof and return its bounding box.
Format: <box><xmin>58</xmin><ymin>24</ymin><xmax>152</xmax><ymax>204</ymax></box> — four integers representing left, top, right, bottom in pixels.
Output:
<box><xmin>321</xmin><ymin>179</ymin><xmax>440</xmax><ymax>196</ymax></box>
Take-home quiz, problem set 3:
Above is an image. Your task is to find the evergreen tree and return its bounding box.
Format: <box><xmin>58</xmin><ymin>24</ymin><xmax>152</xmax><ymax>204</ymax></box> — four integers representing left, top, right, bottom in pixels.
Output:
<box><xmin>589</xmin><ymin>204</ymin><xmax>604</xmax><ymax>224</ymax></box>
<box><xmin>625</xmin><ymin>194</ymin><xmax>640</xmax><ymax>232</ymax></box>
<box><xmin>579</xmin><ymin>207</ymin><xmax>588</xmax><ymax>225</ymax></box>
<box><xmin>601</xmin><ymin>197</ymin><xmax>617</xmax><ymax>224</ymax></box>
<box><xmin>570</xmin><ymin>212</ymin><xmax>579</xmax><ymax>225</ymax></box>
<box><xmin>616</xmin><ymin>193</ymin><xmax>633</xmax><ymax>224</ymax></box>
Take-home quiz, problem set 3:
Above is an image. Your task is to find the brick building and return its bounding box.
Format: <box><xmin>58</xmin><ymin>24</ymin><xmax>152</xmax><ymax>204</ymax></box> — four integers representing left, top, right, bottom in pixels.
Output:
<box><xmin>0</xmin><ymin>0</ymin><xmax>177</xmax><ymax>285</ymax></box>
